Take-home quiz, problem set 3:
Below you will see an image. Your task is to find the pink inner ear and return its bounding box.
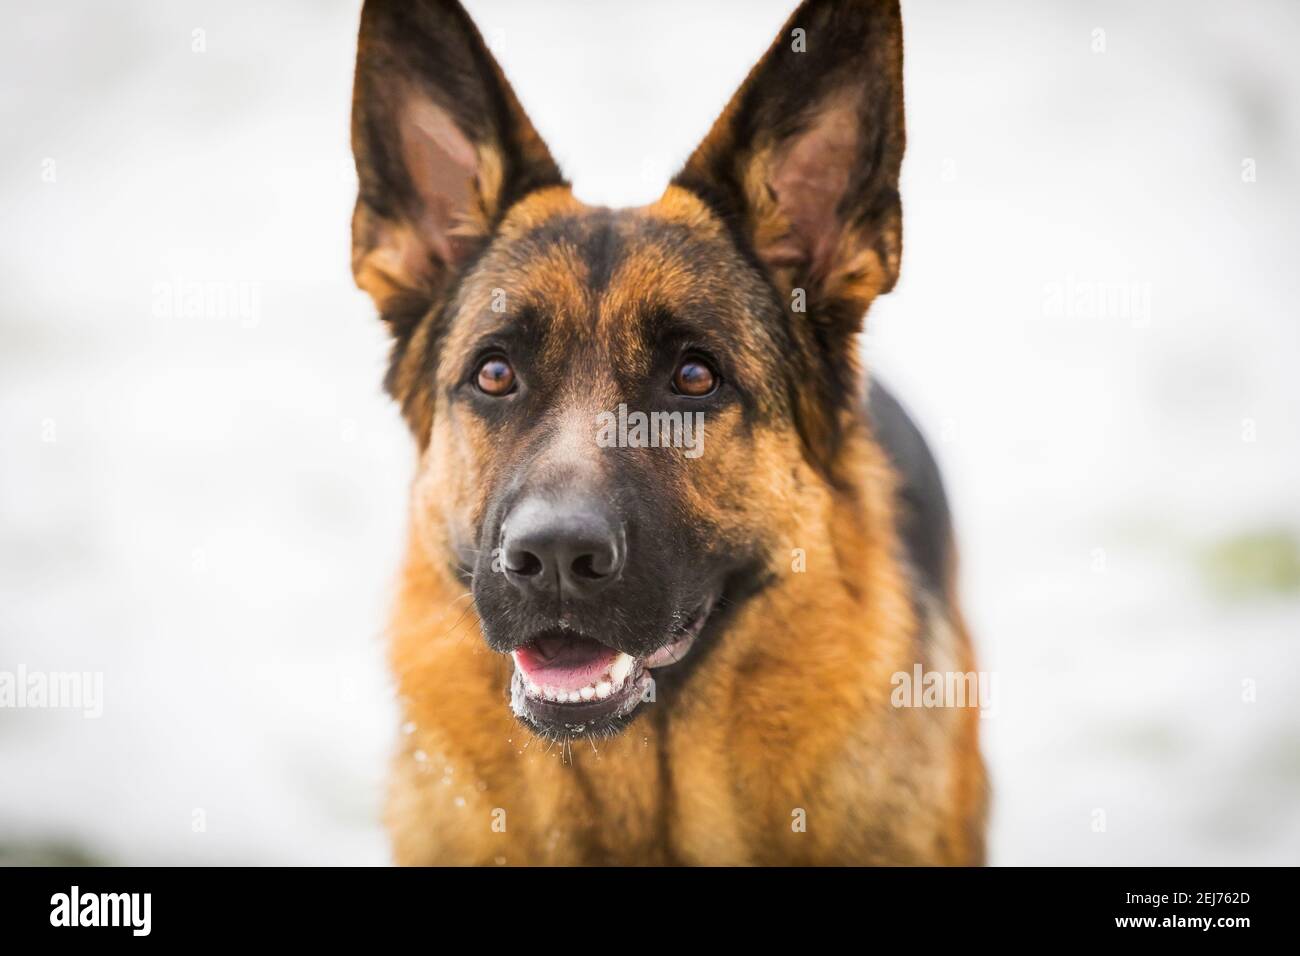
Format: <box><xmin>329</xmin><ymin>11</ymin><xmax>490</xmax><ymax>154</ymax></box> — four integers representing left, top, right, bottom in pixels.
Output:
<box><xmin>765</xmin><ymin>98</ymin><xmax>859</xmax><ymax>278</ymax></box>
<box><xmin>399</xmin><ymin>97</ymin><xmax>480</xmax><ymax>266</ymax></box>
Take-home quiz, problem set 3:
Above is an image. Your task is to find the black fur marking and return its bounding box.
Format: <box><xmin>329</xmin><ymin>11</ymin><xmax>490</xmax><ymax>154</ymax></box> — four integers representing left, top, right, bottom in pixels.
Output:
<box><xmin>867</xmin><ymin>378</ymin><xmax>952</xmax><ymax>598</ymax></box>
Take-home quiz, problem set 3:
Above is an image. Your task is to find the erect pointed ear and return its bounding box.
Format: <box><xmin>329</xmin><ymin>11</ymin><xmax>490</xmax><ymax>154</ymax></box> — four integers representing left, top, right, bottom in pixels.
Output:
<box><xmin>673</xmin><ymin>0</ymin><xmax>905</xmax><ymax>334</ymax></box>
<box><xmin>351</xmin><ymin>0</ymin><xmax>563</xmax><ymax>333</ymax></box>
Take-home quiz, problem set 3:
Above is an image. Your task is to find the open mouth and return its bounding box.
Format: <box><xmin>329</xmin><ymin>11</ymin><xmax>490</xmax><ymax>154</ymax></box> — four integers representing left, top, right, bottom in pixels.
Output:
<box><xmin>507</xmin><ymin>597</ymin><xmax>715</xmax><ymax>737</ymax></box>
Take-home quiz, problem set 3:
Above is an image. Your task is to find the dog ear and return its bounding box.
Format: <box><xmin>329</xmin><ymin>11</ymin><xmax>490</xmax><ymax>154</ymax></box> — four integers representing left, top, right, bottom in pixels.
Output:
<box><xmin>351</xmin><ymin>0</ymin><xmax>563</xmax><ymax>334</ymax></box>
<box><xmin>675</xmin><ymin>0</ymin><xmax>904</xmax><ymax>322</ymax></box>
<box><xmin>673</xmin><ymin>0</ymin><xmax>905</xmax><ymax>475</ymax></box>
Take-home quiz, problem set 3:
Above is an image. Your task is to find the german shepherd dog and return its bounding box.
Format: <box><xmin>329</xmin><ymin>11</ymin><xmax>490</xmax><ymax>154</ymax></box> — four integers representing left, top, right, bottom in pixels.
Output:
<box><xmin>350</xmin><ymin>0</ymin><xmax>986</xmax><ymax>865</ymax></box>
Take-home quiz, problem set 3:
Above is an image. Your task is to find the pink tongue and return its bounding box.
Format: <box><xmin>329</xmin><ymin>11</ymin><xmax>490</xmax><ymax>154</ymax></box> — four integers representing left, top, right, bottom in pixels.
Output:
<box><xmin>514</xmin><ymin>636</ymin><xmax>621</xmax><ymax>692</ymax></box>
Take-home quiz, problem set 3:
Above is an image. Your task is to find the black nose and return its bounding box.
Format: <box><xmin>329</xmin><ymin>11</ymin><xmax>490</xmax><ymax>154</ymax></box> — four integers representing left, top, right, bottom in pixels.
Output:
<box><xmin>500</xmin><ymin>496</ymin><xmax>625</xmax><ymax>597</ymax></box>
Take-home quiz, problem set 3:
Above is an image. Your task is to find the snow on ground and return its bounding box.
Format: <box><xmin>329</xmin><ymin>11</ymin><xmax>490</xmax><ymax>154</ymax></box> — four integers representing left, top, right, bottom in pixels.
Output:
<box><xmin>1</xmin><ymin>0</ymin><xmax>1297</xmax><ymax>864</ymax></box>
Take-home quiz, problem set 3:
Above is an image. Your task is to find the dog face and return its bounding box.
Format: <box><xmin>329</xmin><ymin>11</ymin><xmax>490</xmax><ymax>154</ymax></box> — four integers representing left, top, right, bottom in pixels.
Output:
<box><xmin>351</xmin><ymin>0</ymin><xmax>904</xmax><ymax>738</ymax></box>
<box><xmin>428</xmin><ymin>193</ymin><xmax>789</xmax><ymax>735</ymax></box>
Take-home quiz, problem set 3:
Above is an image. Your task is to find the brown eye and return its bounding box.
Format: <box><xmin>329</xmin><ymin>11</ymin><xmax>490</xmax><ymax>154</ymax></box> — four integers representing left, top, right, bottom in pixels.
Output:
<box><xmin>476</xmin><ymin>355</ymin><xmax>516</xmax><ymax>396</ymax></box>
<box><xmin>672</xmin><ymin>356</ymin><xmax>718</xmax><ymax>397</ymax></box>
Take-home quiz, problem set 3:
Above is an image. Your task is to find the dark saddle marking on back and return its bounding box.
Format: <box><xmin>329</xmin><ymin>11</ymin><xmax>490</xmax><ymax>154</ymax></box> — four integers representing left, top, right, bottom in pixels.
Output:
<box><xmin>866</xmin><ymin>378</ymin><xmax>953</xmax><ymax>598</ymax></box>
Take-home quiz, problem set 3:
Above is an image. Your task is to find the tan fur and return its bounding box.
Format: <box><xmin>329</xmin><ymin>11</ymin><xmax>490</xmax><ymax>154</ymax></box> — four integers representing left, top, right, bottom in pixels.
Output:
<box><xmin>388</xmin><ymin>423</ymin><xmax>985</xmax><ymax>866</ymax></box>
<box><xmin>385</xmin><ymin>187</ymin><xmax>988</xmax><ymax>865</ymax></box>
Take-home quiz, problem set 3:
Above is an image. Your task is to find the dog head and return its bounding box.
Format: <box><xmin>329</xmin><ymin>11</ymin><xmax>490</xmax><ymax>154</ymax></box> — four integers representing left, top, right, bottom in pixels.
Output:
<box><xmin>351</xmin><ymin>0</ymin><xmax>905</xmax><ymax>738</ymax></box>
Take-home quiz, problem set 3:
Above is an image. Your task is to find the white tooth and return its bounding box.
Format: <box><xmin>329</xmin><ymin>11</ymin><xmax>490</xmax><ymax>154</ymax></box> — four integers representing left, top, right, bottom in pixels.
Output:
<box><xmin>580</xmin><ymin>686</ymin><xmax>596</xmax><ymax>700</ymax></box>
<box><xmin>569</xmin><ymin>691</ymin><xmax>583</xmax><ymax>703</ymax></box>
<box><xmin>527</xmin><ymin>681</ymin><xmax>541</xmax><ymax>697</ymax></box>
<box><xmin>609</xmin><ymin>653</ymin><xmax>634</xmax><ymax>684</ymax></box>
<box><xmin>595</xmin><ymin>681</ymin><xmax>612</xmax><ymax>699</ymax></box>
<box><xmin>544</xmin><ymin>686</ymin><xmax>559</xmax><ymax>701</ymax></box>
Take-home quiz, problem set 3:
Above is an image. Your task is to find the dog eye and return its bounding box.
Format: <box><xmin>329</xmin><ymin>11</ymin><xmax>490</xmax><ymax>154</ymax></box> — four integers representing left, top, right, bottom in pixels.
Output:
<box><xmin>672</xmin><ymin>355</ymin><xmax>718</xmax><ymax>397</ymax></box>
<box><xmin>475</xmin><ymin>355</ymin><xmax>516</xmax><ymax>396</ymax></box>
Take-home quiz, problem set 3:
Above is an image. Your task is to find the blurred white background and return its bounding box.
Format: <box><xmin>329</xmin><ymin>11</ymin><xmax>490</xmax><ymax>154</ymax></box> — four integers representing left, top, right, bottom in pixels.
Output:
<box><xmin>1</xmin><ymin>0</ymin><xmax>1298</xmax><ymax>865</ymax></box>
